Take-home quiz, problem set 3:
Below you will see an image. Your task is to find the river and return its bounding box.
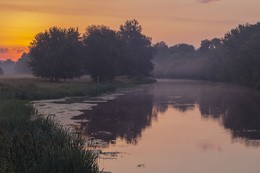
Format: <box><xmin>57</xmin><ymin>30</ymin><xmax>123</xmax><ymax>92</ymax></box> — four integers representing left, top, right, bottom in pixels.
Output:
<box><xmin>34</xmin><ymin>79</ymin><xmax>260</xmax><ymax>173</ymax></box>
<box><xmin>76</xmin><ymin>79</ymin><xmax>260</xmax><ymax>173</ymax></box>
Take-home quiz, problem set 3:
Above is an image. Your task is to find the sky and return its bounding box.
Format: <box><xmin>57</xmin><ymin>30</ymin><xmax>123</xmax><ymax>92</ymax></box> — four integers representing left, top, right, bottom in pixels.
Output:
<box><xmin>0</xmin><ymin>0</ymin><xmax>260</xmax><ymax>61</ymax></box>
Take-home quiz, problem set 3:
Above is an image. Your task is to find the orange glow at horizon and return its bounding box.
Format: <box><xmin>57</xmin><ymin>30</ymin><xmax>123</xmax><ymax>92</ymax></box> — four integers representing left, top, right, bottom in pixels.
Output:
<box><xmin>0</xmin><ymin>47</ymin><xmax>28</xmax><ymax>61</ymax></box>
<box><xmin>1</xmin><ymin>0</ymin><xmax>260</xmax><ymax>61</ymax></box>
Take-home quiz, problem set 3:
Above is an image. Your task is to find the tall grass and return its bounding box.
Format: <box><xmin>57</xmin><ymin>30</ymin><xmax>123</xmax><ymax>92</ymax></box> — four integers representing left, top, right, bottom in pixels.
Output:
<box><xmin>0</xmin><ymin>100</ymin><xmax>98</xmax><ymax>173</ymax></box>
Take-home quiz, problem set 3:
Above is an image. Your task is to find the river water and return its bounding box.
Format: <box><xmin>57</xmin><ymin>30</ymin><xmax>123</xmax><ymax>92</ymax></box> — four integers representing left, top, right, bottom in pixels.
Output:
<box><xmin>35</xmin><ymin>79</ymin><xmax>260</xmax><ymax>173</ymax></box>
<box><xmin>74</xmin><ymin>79</ymin><xmax>260</xmax><ymax>173</ymax></box>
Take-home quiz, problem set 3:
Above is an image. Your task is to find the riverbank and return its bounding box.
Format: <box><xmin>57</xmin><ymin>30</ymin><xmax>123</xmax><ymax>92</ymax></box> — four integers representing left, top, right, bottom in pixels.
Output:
<box><xmin>0</xmin><ymin>75</ymin><xmax>138</xmax><ymax>100</ymax></box>
<box><xmin>0</xmin><ymin>75</ymin><xmax>155</xmax><ymax>173</ymax></box>
<box><xmin>0</xmin><ymin>75</ymin><xmax>157</xmax><ymax>100</ymax></box>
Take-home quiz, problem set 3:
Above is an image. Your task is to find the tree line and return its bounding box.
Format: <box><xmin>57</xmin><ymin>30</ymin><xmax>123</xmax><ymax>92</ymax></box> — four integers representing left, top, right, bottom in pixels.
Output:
<box><xmin>0</xmin><ymin>55</ymin><xmax>32</xmax><ymax>75</ymax></box>
<box><xmin>28</xmin><ymin>19</ymin><xmax>154</xmax><ymax>82</ymax></box>
<box><xmin>8</xmin><ymin>21</ymin><xmax>260</xmax><ymax>88</ymax></box>
<box><xmin>154</xmin><ymin>22</ymin><xmax>260</xmax><ymax>88</ymax></box>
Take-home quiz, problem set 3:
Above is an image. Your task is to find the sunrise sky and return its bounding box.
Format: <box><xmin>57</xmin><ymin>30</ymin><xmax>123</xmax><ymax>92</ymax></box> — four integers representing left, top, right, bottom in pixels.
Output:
<box><xmin>0</xmin><ymin>0</ymin><xmax>259</xmax><ymax>61</ymax></box>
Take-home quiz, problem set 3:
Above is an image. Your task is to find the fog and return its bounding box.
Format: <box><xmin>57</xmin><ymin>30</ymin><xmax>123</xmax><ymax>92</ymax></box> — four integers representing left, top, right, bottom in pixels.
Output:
<box><xmin>0</xmin><ymin>53</ymin><xmax>32</xmax><ymax>76</ymax></box>
<box><xmin>0</xmin><ymin>59</ymin><xmax>16</xmax><ymax>75</ymax></box>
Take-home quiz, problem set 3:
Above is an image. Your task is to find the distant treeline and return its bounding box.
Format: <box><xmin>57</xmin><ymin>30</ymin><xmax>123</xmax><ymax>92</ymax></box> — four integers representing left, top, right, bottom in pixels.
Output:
<box><xmin>6</xmin><ymin>21</ymin><xmax>260</xmax><ymax>88</ymax></box>
<box><xmin>154</xmin><ymin>22</ymin><xmax>260</xmax><ymax>88</ymax></box>
<box><xmin>0</xmin><ymin>54</ymin><xmax>31</xmax><ymax>75</ymax></box>
<box><xmin>26</xmin><ymin>19</ymin><xmax>154</xmax><ymax>82</ymax></box>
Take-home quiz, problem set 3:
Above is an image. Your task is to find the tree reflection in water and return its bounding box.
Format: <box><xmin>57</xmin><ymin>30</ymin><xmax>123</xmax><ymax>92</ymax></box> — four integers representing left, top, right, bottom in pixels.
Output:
<box><xmin>77</xmin><ymin>89</ymin><xmax>155</xmax><ymax>145</ymax></box>
<box><xmin>153</xmin><ymin>80</ymin><xmax>260</xmax><ymax>147</ymax></box>
<box><xmin>76</xmin><ymin>80</ymin><xmax>260</xmax><ymax>147</ymax></box>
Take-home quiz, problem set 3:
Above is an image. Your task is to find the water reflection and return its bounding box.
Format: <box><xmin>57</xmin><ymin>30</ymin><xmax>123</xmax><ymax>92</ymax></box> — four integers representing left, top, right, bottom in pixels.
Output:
<box><xmin>77</xmin><ymin>90</ymin><xmax>155</xmax><ymax>145</ymax></box>
<box><xmin>153</xmin><ymin>80</ymin><xmax>260</xmax><ymax>147</ymax></box>
<box><xmin>76</xmin><ymin>80</ymin><xmax>260</xmax><ymax>147</ymax></box>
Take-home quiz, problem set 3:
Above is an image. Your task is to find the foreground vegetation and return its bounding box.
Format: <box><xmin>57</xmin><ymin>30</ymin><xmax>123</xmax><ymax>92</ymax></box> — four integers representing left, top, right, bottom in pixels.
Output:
<box><xmin>0</xmin><ymin>99</ymin><xmax>98</xmax><ymax>173</ymax></box>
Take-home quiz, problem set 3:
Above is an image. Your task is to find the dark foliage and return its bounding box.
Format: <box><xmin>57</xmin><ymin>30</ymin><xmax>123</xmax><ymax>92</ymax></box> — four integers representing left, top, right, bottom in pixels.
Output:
<box><xmin>82</xmin><ymin>26</ymin><xmax>120</xmax><ymax>82</ymax></box>
<box><xmin>29</xmin><ymin>21</ymin><xmax>155</xmax><ymax>83</ymax></box>
<box><xmin>29</xmin><ymin>27</ymin><xmax>83</xmax><ymax>82</ymax></box>
<box><xmin>118</xmin><ymin>19</ymin><xmax>154</xmax><ymax>78</ymax></box>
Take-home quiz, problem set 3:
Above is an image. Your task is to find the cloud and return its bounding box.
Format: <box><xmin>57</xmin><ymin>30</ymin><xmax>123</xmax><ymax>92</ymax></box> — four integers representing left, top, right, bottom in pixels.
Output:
<box><xmin>16</xmin><ymin>48</ymin><xmax>26</xmax><ymax>54</ymax></box>
<box><xmin>0</xmin><ymin>48</ymin><xmax>9</xmax><ymax>53</ymax></box>
<box><xmin>197</xmin><ymin>0</ymin><xmax>220</xmax><ymax>3</ymax></box>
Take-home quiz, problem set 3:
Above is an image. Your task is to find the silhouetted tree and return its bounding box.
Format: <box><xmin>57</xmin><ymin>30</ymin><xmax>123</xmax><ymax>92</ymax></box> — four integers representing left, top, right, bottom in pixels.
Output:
<box><xmin>169</xmin><ymin>43</ymin><xmax>195</xmax><ymax>55</ymax></box>
<box><xmin>118</xmin><ymin>19</ymin><xmax>154</xmax><ymax>78</ymax></box>
<box><xmin>198</xmin><ymin>39</ymin><xmax>211</xmax><ymax>53</ymax></box>
<box><xmin>153</xmin><ymin>41</ymin><xmax>168</xmax><ymax>53</ymax></box>
<box><xmin>15</xmin><ymin>52</ymin><xmax>32</xmax><ymax>74</ymax></box>
<box><xmin>82</xmin><ymin>25</ymin><xmax>120</xmax><ymax>82</ymax></box>
<box><xmin>29</xmin><ymin>27</ymin><xmax>83</xmax><ymax>82</ymax></box>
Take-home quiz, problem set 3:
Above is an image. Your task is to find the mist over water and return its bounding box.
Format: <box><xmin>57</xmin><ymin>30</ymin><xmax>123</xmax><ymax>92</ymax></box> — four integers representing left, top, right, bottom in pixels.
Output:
<box><xmin>77</xmin><ymin>79</ymin><xmax>260</xmax><ymax>173</ymax></box>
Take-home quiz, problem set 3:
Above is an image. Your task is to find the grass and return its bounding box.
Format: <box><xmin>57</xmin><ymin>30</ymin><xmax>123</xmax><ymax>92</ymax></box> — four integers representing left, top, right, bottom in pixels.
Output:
<box><xmin>0</xmin><ymin>75</ymin><xmax>136</xmax><ymax>100</ymax></box>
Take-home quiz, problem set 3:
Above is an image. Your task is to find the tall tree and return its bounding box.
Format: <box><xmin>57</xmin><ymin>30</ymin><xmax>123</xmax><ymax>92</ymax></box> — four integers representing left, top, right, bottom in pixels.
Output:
<box><xmin>29</xmin><ymin>27</ymin><xmax>83</xmax><ymax>81</ymax></box>
<box><xmin>118</xmin><ymin>19</ymin><xmax>154</xmax><ymax>78</ymax></box>
<box><xmin>82</xmin><ymin>25</ymin><xmax>120</xmax><ymax>82</ymax></box>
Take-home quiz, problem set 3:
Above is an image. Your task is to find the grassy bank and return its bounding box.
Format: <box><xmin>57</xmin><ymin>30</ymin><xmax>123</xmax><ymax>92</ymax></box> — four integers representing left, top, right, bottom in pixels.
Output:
<box><xmin>0</xmin><ymin>75</ymin><xmax>137</xmax><ymax>100</ymax></box>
